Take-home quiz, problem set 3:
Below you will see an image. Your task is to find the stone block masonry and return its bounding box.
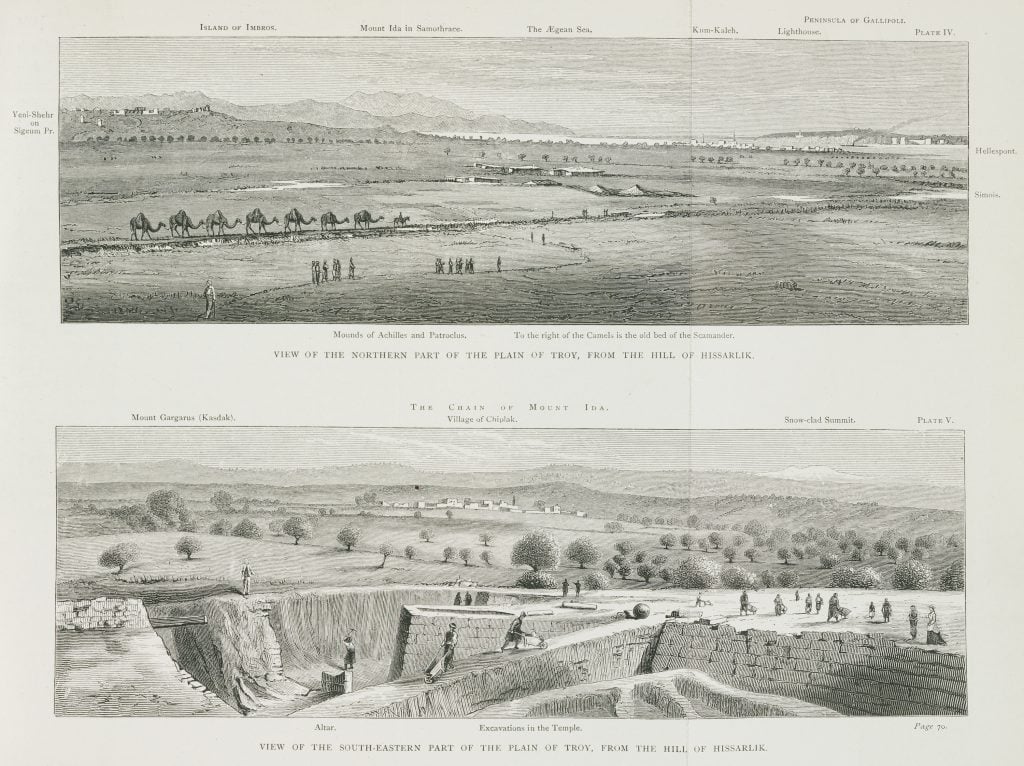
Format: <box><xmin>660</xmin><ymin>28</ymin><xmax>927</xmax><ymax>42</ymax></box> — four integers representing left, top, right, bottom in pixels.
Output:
<box><xmin>651</xmin><ymin>621</ymin><xmax>966</xmax><ymax>716</ymax></box>
<box><xmin>55</xmin><ymin>597</ymin><xmax>149</xmax><ymax>630</ymax></box>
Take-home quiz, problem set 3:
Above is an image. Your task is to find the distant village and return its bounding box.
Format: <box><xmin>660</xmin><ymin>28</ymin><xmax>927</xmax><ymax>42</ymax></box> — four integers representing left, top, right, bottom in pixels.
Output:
<box><xmin>379</xmin><ymin>496</ymin><xmax>587</xmax><ymax>516</ymax></box>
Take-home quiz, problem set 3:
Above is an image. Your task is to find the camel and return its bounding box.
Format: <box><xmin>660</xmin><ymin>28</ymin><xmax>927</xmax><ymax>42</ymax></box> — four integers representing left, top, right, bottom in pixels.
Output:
<box><xmin>204</xmin><ymin>210</ymin><xmax>243</xmax><ymax>237</ymax></box>
<box><xmin>129</xmin><ymin>212</ymin><xmax>165</xmax><ymax>241</ymax></box>
<box><xmin>320</xmin><ymin>212</ymin><xmax>350</xmax><ymax>231</ymax></box>
<box><xmin>245</xmin><ymin>208</ymin><xmax>279</xmax><ymax>235</ymax></box>
<box><xmin>168</xmin><ymin>210</ymin><xmax>204</xmax><ymax>238</ymax></box>
<box><xmin>353</xmin><ymin>209</ymin><xmax>385</xmax><ymax>230</ymax></box>
<box><xmin>284</xmin><ymin>208</ymin><xmax>316</xmax><ymax>233</ymax></box>
<box><xmin>393</xmin><ymin>213</ymin><xmax>410</xmax><ymax>227</ymax></box>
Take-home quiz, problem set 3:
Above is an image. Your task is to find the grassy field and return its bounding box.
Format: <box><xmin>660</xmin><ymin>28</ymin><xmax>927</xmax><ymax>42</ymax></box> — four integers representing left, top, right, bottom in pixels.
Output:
<box><xmin>59</xmin><ymin>139</ymin><xmax>968</xmax><ymax>324</ymax></box>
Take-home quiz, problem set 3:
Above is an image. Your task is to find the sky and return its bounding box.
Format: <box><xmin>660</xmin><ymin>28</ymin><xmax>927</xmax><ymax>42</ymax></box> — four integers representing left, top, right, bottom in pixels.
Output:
<box><xmin>55</xmin><ymin>428</ymin><xmax>964</xmax><ymax>487</ymax></box>
<box><xmin>60</xmin><ymin>38</ymin><xmax>967</xmax><ymax>138</ymax></box>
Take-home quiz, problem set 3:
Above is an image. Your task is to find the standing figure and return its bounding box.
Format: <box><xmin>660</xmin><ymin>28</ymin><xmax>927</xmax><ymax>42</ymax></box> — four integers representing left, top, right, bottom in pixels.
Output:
<box><xmin>454</xmin><ymin>592</ymin><xmax>463</xmax><ymax>606</ymax></box>
<box><xmin>795</xmin><ymin>589</ymin><xmax>800</xmax><ymax>602</ymax></box>
<box><xmin>815</xmin><ymin>593</ymin><xmax>823</xmax><ymax>614</ymax></box>
<box><xmin>774</xmin><ymin>594</ymin><xmax>785</xmax><ymax>616</ymax></box>
<box><xmin>827</xmin><ymin>593</ymin><xmax>840</xmax><ymax>622</ymax></box>
<box><xmin>442</xmin><ymin>623</ymin><xmax>458</xmax><ymax>671</ymax></box>
<box><xmin>467</xmin><ymin>257</ymin><xmax>474</xmax><ymax>274</ymax></box>
<box><xmin>909</xmin><ymin>605</ymin><xmax>919</xmax><ymax>640</ymax></box>
<box><xmin>542</xmin><ymin>233</ymin><xmax>546</xmax><ymax>245</ymax></box>
<box><xmin>312</xmin><ymin>260</ymin><xmax>320</xmax><ymax>285</ymax></box>
<box><xmin>496</xmin><ymin>256</ymin><xmax>502</xmax><ymax>273</ymax></box>
<box><xmin>805</xmin><ymin>593</ymin><xmax>812</xmax><ymax>614</ymax></box>
<box><xmin>456</xmin><ymin>257</ymin><xmax>463</xmax><ymax>275</ymax></box>
<box><xmin>348</xmin><ymin>258</ymin><xmax>355</xmax><ymax>279</ymax></box>
<box><xmin>926</xmin><ymin>605</ymin><xmax>947</xmax><ymax>645</ymax></box>
<box><xmin>343</xmin><ymin>632</ymin><xmax>356</xmax><ymax>670</ymax></box>
<box><xmin>322</xmin><ymin>260</ymin><xmax>329</xmax><ymax>284</ymax></box>
<box><xmin>574</xmin><ymin>580</ymin><xmax>581</xmax><ymax>600</ymax></box>
<box><xmin>882</xmin><ymin>598</ymin><xmax>892</xmax><ymax>623</ymax></box>
<box><xmin>448</xmin><ymin>258</ymin><xmax>454</xmax><ymax>275</ymax></box>
<box><xmin>203</xmin><ymin>280</ymin><xmax>217</xmax><ymax>320</ymax></box>
<box><xmin>241</xmin><ymin>562</ymin><xmax>253</xmax><ymax>596</ymax></box>
<box><xmin>739</xmin><ymin>589</ymin><xmax>749</xmax><ymax>616</ymax></box>
<box><xmin>464</xmin><ymin>592</ymin><xmax>473</xmax><ymax>607</ymax></box>
<box><xmin>868</xmin><ymin>602</ymin><xmax>877</xmax><ymax>621</ymax></box>
<box><xmin>562</xmin><ymin>579</ymin><xmax>569</xmax><ymax>598</ymax></box>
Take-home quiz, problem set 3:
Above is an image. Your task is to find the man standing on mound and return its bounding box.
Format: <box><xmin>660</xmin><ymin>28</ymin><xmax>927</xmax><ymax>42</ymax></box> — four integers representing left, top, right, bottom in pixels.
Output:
<box><xmin>241</xmin><ymin>562</ymin><xmax>253</xmax><ymax>597</ymax></box>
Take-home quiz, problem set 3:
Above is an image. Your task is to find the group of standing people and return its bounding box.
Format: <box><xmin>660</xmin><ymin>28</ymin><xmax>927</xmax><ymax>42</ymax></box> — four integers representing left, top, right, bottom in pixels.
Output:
<box><xmin>435</xmin><ymin>256</ymin><xmax>476</xmax><ymax>275</ymax></box>
<box><xmin>312</xmin><ymin>258</ymin><xmax>355</xmax><ymax>284</ymax></box>
<box><xmin>562</xmin><ymin>578</ymin><xmax>582</xmax><ymax>600</ymax></box>
<box><xmin>453</xmin><ymin>591</ymin><xmax>474</xmax><ymax>606</ymax></box>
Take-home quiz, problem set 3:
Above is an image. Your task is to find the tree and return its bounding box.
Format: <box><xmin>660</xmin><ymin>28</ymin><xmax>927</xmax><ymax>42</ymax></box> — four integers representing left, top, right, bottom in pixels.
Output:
<box><xmin>565</xmin><ymin>537</ymin><xmax>600</xmax><ymax>568</ymax></box>
<box><xmin>777</xmin><ymin>547</ymin><xmax>791</xmax><ymax>565</ymax></box>
<box><xmin>686</xmin><ymin>514</ymin><xmax>700</xmax><ymax>528</ymax></box>
<box><xmin>743</xmin><ymin>520</ymin><xmax>768</xmax><ymax>539</ymax></box>
<box><xmin>939</xmin><ymin>560</ymin><xmax>965</xmax><ymax>591</ymax></box>
<box><xmin>443</xmin><ymin>546</ymin><xmax>455</xmax><ymax>563</ymax></box>
<box><xmin>873</xmin><ymin>539</ymin><xmax>887</xmax><ymax>556</ymax></box>
<box><xmin>760</xmin><ymin>570</ymin><xmax>775</xmax><ymax>588</ymax></box>
<box><xmin>419</xmin><ymin>528</ymin><xmax>433</xmax><ymax>542</ymax></box>
<box><xmin>910</xmin><ymin>547</ymin><xmax>926</xmax><ymax>561</ymax></box>
<box><xmin>616</xmin><ymin>562</ymin><xmax>632</xmax><ymax>580</ymax></box>
<box><xmin>148</xmin><ymin>489</ymin><xmax>188</xmax><ymax>527</ymax></box>
<box><xmin>652</xmin><ymin>553</ymin><xmax>668</xmax><ymax>566</ymax></box>
<box><xmin>511</xmin><ymin>531</ymin><xmax>561</xmax><ymax>572</ymax></box>
<box><xmin>479</xmin><ymin>532</ymin><xmax>494</xmax><ymax>547</ymax></box>
<box><xmin>458</xmin><ymin>547</ymin><xmax>472</xmax><ymax>566</ymax></box>
<box><xmin>99</xmin><ymin>542</ymin><xmax>141</xmax><ymax>574</ymax></box>
<box><xmin>641</xmin><ymin>516</ymin><xmax>653</xmax><ymax>527</ymax></box>
<box><xmin>603</xmin><ymin>560</ymin><xmax>617</xmax><ymax>577</ymax></box>
<box><xmin>680</xmin><ymin>533</ymin><xmax>694</xmax><ymax>550</ymax></box>
<box><xmin>733</xmin><ymin>534</ymin><xmax>745</xmax><ymax>547</ymax></box>
<box><xmin>672</xmin><ymin>556</ymin><xmax>721</xmax><ymax>588</ymax></box>
<box><xmin>479</xmin><ymin>550</ymin><xmax>493</xmax><ymax>566</ymax></box>
<box><xmin>896</xmin><ymin>537</ymin><xmax>911</xmax><ymax>553</ymax></box>
<box><xmin>775</xmin><ymin>569</ymin><xmax>798</xmax><ymax>587</ymax></box>
<box><xmin>723</xmin><ymin>546</ymin><xmax>737</xmax><ymax>563</ymax></box>
<box><xmin>175</xmin><ymin>535</ymin><xmax>202</xmax><ymax>560</ymax></box>
<box><xmin>698</xmin><ymin>537</ymin><xmax>709</xmax><ymax>552</ymax></box>
<box><xmin>378</xmin><ymin>543</ymin><xmax>395</xmax><ymax>567</ymax></box>
<box><xmin>604</xmin><ymin>521</ymin><xmax>623</xmax><ymax>533</ymax></box>
<box><xmin>232</xmin><ymin>518</ymin><xmax>262</xmax><ymax>539</ymax></box>
<box><xmin>336</xmin><ymin>525</ymin><xmax>361</xmax><ymax>551</ymax></box>
<box><xmin>708</xmin><ymin>532</ymin><xmax>723</xmax><ymax>550</ymax></box>
<box><xmin>721</xmin><ymin>566</ymin><xmax>759</xmax><ymax>590</ymax></box>
<box><xmin>614</xmin><ymin>540</ymin><xmax>635</xmax><ymax>557</ymax></box>
<box><xmin>744</xmin><ymin>547</ymin><xmax>757</xmax><ymax>563</ymax></box>
<box><xmin>891</xmin><ymin>559</ymin><xmax>932</xmax><ymax>590</ymax></box>
<box><xmin>915</xmin><ymin>534</ymin><xmax>937</xmax><ymax>550</ymax></box>
<box><xmin>210</xmin><ymin>490</ymin><xmax>234</xmax><ymax>513</ymax></box>
<box><xmin>637</xmin><ymin>563</ymin><xmax>656</xmax><ymax>583</ymax></box>
<box><xmin>404</xmin><ymin>545</ymin><xmax>417</xmax><ymax>560</ymax></box>
<box><xmin>819</xmin><ymin>552</ymin><xmax>840</xmax><ymax>569</ymax></box>
<box><xmin>209</xmin><ymin>519</ymin><xmax>231</xmax><ymax>535</ymax></box>
<box><xmin>282</xmin><ymin>516</ymin><xmax>313</xmax><ymax>545</ymax></box>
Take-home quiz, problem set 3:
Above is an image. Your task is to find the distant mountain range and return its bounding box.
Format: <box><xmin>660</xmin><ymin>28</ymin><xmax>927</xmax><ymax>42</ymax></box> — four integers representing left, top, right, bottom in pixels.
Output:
<box><xmin>59</xmin><ymin>90</ymin><xmax>574</xmax><ymax>137</ymax></box>
<box><xmin>56</xmin><ymin>460</ymin><xmax>964</xmax><ymax>512</ymax></box>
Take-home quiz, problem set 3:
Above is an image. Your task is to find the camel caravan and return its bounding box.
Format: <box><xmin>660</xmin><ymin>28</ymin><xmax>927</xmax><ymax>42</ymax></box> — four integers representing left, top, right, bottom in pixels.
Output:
<box><xmin>127</xmin><ymin>207</ymin><xmax>406</xmax><ymax>241</ymax></box>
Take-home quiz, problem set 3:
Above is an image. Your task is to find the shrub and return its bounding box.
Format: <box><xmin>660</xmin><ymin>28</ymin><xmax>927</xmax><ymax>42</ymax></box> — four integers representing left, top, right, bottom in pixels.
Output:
<box><xmin>209</xmin><ymin>519</ymin><xmax>231</xmax><ymax>535</ymax></box>
<box><xmin>698</xmin><ymin>537</ymin><xmax>709</xmax><ymax>552</ymax></box>
<box><xmin>910</xmin><ymin>547</ymin><xmax>926</xmax><ymax>561</ymax></box>
<box><xmin>671</xmin><ymin>556</ymin><xmax>721</xmax><ymax>589</ymax></box>
<box><xmin>819</xmin><ymin>552</ymin><xmax>839</xmax><ymax>569</ymax></box>
<box><xmin>805</xmin><ymin>544</ymin><xmax>820</xmax><ymax>558</ymax></box>
<box><xmin>445</xmin><ymin>509</ymin><xmax>454</xmax><ymax>520</ymax></box>
<box><xmin>404</xmin><ymin>545</ymin><xmax>417</xmax><ymax>560</ymax></box>
<box><xmin>652</xmin><ymin>554</ymin><xmax>668</xmax><ymax>566</ymax></box>
<box><xmin>479</xmin><ymin>550</ymin><xmax>493</xmax><ymax>566</ymax></box>
<box><xmin>581</xmin><ymin>571</ymin><xmax>610</xmax><ymax>590</ymax></box>
<box><xmin>792</xmin><ymin>546</ymin><xmax>805</xmax><ymax>560</ymax></box>
<box><xmin>915</xmin><ymin>533</ymin><xmax>937</xmax><ymax>550</ymax></box>
<box><xmin>378</xmin><ymin>543</ymin><xmax>394</xmax><ymax>567</ymax></box>
<box><xmin>565</xmin><ymin>537</ymin><xmax>600</xmax><ymax>568</ymax></box>
<box><xmin>939</xmin><ymin>560</ymin><xmax>965</xmax><ymax>591</ymax></box>
<box><xmin>175</xmin><ymin>535</ymin><xmax>202</xmax><ymax>560</ymax></box>
<box><xmin>743</xmin><ymin>520</ymin><xmax>768</xmax><ymax>539</ymax></box>
<box><xmin>686</xmin><ymin>514</ymin><xmax>700</xmax><ymax>528</ymax></box>
<box><xmin>775</xmin><ymin>569</ymin><xmax>798</xmax><ymax>588</ymax></box>
<box><xmin>721</xmin><ymin>566</ymin><xmax>759</xmax><ymax>590</ymax></box>
<box><xmin>99</xmin><ymin>542</ymin><xmax>140</xmax><ymax>574</ymax></box>
<box><xmin>633</xmin><ymin>550</ymin><xmax>647</xmax><ymax>563</ymax></box>
<box><xmin>232</xmin><ymin>518</ymin><xmax>263</xmax><ymax>539</ymax></box>
<box><xmin>604</xmin><ymin>521</ymin><xmax>624</xmax><ymax>533</ymax></box>
<box><xmin>659</xmin><ymin>568</ymin><xmax>672</xmax><ymax>583</ymax></box>
<box><xmin>511</xmin><ymin>531</ymin><xmax>561</xmax><ymax>571</ymax></box>
<box><xmin>419</xmin><ymin>528</ymin><xmax>433</xmax><ymax>542</ymax></box>
<box><xmin>829</xmin><ymin>566</ymin><xmax>882</xmax><ymax>589</ymax></box>
<box><xmin>147</xmin><ymin>489</ymin><xmax>191</xmax><ymax>528</ymax></box>
<box><xmin>603</xmin><ymin>560</ymin><xmax>617</xmax><ymax>577</ymax></box>
<box><xmin>282</xmin><ymin>516</ymin><xmax>314</xmax><ymax>545</ymax></box>
<box><xmin>614</xmin><ymin>540</ymin><xmax>635</xmax><ymax>557</ymax></box>
<box><xmin>760</xmin><ymin>570</ymin><xmax>774</xmax><ymax>588</ymax></box>
<box><xmin>659</xmin><ymin>533</ymin><xmax>677</xmax><ymax>549</ymax></box>
<box><xmin>479</xmin><ymin>533</ymin><xmax>494</xmax><ymax>547</ymax></box>
<box><xmin>210</xmin><ymin>490</ymin><xmax>234</xmax><ymax>513</ymax></box>
<box><xmin>336</xmin><ymin>525</ymin><xmax>361</xmax><ymax>551</ymax></box>
<box><xmin>515</xmin><ymin>571</ymin><xmax>557</xmax><ymax>589</ymax></box>
<box><xmin>443</xmin><ymin>545</ymin><xmax>455</xmax><ymax>562</ymax></box>
<box><xmin>892</xmin><ymin>560</ymin><xmax>932</xmax><ymax>589</ymax></box>
<box><xmin>458</xmin><ymin>547</ymin><xmax>473</xmax><ymax>566</ymax></box>
<box><xmin>680</xmin><ymin>533</ymin><xmax>694</xmax><ymax>550</ymax></box>
<box><xmin>413</xmin><ymin>510</ymin><xmax>423</xmax><ymax>519</ymax></box>
<box><xmin>179</xmin><ymin>514</ymin><xmax>198</xmax><ymax>533</ymax></box>
<box><xmin>617</xmin><ymin>562</ymin><xmax>633</xmax><ymax>580</ymax></box>
<box><xmin>896</xmin><ymin>536</ymin><xmax>911</xmax><ymax>553</ymax></box>
<box><xmin>850</xmin><ymin>548</ymin><xmax>863</xmax><ymax>562</ymax></box>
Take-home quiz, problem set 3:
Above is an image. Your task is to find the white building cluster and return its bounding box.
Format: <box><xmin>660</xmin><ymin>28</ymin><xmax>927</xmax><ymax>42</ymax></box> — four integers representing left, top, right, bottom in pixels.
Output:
<box><xmin>378</xmin><ymin>497</ymin><xmax>587</xmax><ymax>516</ymax></box>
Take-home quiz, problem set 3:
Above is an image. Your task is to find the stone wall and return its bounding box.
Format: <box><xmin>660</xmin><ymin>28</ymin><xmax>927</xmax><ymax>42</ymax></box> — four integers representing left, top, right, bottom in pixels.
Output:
<box><xmin>56</xmin><ymin>597</ymin><xmax>148</xmax><ymax>630</ymax></box>
<box><xmin>392</xmin><ymin>606</ymin><xmax>617</xmax><ymax>679</ymax></box>
<box><xmin>651</xmin><ymin>620</ymin><xmax>966</xmax><ymax>716</ymax></box>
